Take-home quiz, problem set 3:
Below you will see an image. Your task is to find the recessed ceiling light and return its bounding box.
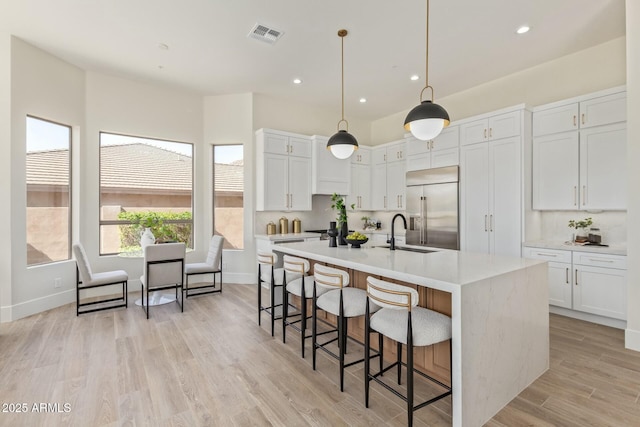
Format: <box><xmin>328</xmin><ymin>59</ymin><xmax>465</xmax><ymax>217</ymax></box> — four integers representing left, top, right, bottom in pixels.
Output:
<box><xmin>410</xmin><ymin>75</ymin><xmax>420</xmax><ymax>81</ymax></box>
<box><xmin>293</xmin><ymin>78</ymin><xmax>303</xmax><ymax>84</ymax></box>
<box><xmin>158</xmin><ymin>43</ymin><xmax>169</xmax><ymax>50</ymax></box>
<box><xmin>516</xmin><ymin>25</ymin><xmax>530</xmax><ymax>35</ymax></box>
<box><xmin>359</xmin><ymin>98</ymin><xmax>367</xmax><ymax>103</ymax></box>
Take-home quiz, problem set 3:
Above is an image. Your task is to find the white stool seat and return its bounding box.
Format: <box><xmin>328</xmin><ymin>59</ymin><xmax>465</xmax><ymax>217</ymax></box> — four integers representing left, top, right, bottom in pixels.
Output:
<box><xmin>317</xmin><ymin>287</ymin><xmax>380</xmax><ymax>318</ymax></box>
<box><xmin>286</xmin><ymin>276</ymin><xmax>327</xmax><ymax>298</ymax></box>
<box><xmin>370</xmin><ymin>306</ymin><xmax>451</xmax><ymax>346</ymax></box>
<box><xmin>260</xmin><ymin>267</ymin><xmax>287</xmax><ymax>288</ymax></box>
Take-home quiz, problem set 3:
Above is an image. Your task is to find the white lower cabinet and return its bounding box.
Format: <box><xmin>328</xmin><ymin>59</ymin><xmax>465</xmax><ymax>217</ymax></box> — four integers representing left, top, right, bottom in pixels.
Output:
<box><xmin>523</xmin><ymin>247</ymin><xmax>627</xmax><ymax>320</ymax></box>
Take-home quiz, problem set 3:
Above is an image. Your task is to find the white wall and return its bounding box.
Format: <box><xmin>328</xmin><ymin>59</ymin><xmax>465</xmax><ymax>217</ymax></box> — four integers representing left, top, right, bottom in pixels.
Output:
<box><xmin>203</xmin><ymin>93</ymin><xmax>254</xmax><ymax>282</ymax></box>
<box><xmin>0</xmin><ymin>34</ymin><xmax>11</xmax><ymax>320</ymax></box>
<box><xmin>626</xmin><ymin>0</ymin><xmax>640</xmax><ymax>351</ymax></box>
<box><xmin>7</xmin><ymin>37</ymin><xmax>85</xmax><ymax>320</ymax></box>
<box><xmin>371</xmin><ymin>37</ymin><xmax>626</xmax><ymax>145</ymax></box>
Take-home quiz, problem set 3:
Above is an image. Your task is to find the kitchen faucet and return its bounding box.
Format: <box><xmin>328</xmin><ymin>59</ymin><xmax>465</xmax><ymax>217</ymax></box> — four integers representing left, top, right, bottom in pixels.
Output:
<box><xmin>389</xmin><ymin>213</ymin><xmax>407</xmax><ymax>250</ymax></box>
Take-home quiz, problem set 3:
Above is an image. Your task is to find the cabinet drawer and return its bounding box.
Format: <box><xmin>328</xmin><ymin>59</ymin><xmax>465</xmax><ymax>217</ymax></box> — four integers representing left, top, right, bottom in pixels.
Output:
<box><xmin>572</xmin><ymin>251</ymin><xmax>626</xmax><ymax>269</ymax></box>
<box><xmin>522</xmin><ymin>247</ymin><xmax>571</xmax><ymax>263</ymax></box>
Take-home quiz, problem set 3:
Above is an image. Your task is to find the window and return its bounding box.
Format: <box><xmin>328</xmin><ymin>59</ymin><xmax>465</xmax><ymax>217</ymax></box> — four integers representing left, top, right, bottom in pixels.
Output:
<box><xmin>26</xmin><ymin>116</ymin><xmax>72</xmax><ymax>266</ymax></box>
<box><xmin>99</xmin><ymin>133</ymin><xmax>193</xmax><ymax>255</ymax></box>
<box><xmin>213</xmin><ymin>145</ymin><xmax>243</xmax><ymax>249</ymax></box>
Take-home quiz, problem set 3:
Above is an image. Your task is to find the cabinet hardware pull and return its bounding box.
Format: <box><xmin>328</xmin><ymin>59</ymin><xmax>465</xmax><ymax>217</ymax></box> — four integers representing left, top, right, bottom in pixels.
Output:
<box><xmin>290</xmin><ymin>194</ymin><xmax>292</xmax><ymax>207</ymax></box>
<box><xmin>565</xmin><ymin>268</ymin><xmax>569</xmax><ymax>284</ymax></box>
<box><xmin>582</xmin><ymin>185</ymin><xmax>586</xmax><ymax>206</ymax></box>
<box><xmin>489</xmin><ymin>128</ymin><xmax>493</xmax><ymax>138</ymax></box>
<box><xmin>575</xmin><ymin>269</ymin><xmax>578</xmax><ymax>286</ymax></box>
<box><xmin>573</xmin><ymin>115</ymin><xmax>577</xmax><ymax>127</ymax></box>
<box><xmin>400</xmin><ymin>195</ymin><xmax>402</xmax><ymax>208</ymax></box>
<box><xmin>537</xmin><ymin>252</ymin><xmax>558</xmax><ymax>257</ymax></box>
<box><xmin>573</xmin><ymin>186</ymin><xmax>577</xmax><ymax>206</ymax></box>
<box><xmin>581</xmin><ymin>113</ymin><xmax>585</xmax><ymax>125</ymax></box>
<box><xmin>484</xmin><ymin>129</ymin><xmax>487</xmax><ymax>139</ymax></box>
<box><xmin>384</xmin><ymin>154</ymin><xmax>386</xmax><ymax>162</ymax></box>
<box><xmin>384</xmin><ymin>196</ymin><xmax>387</xmax><ymax>209</ymax></box>
<box><xmin>484</xmin><ymin>215</ymin><xmax>488</xmax><ymax>232</ymax></box>
<box><xmin>490</xmin><ymin>214</ymin><xmax>493</xmax><ymax>232</ymax></box>
<box><xmin>588</xmin><ymin>258</ymin><xmax>614</xmax><ymax>263</ymax></box>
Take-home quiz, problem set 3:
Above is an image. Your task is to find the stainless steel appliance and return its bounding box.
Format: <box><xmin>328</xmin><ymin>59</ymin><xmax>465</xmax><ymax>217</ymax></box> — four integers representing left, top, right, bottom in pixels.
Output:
<box><xmin>405</xmin><ymin>166</ymin><xmax>459</xmax><ymax>250</ymax></box>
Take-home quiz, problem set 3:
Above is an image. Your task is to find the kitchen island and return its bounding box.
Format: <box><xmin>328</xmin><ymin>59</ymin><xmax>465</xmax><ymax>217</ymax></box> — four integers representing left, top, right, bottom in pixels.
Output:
<box><xmin>272</xmin><ymin>240</ymin><xmax>549</xmax><ymax>427</ymax></box>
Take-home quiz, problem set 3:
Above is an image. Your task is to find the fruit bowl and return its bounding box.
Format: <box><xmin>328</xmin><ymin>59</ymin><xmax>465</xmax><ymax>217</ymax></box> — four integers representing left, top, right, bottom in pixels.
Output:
<box><xmin>345</xmin><ymin>237</ymin><xmax>368</xmax><ymax>248</ymax></box>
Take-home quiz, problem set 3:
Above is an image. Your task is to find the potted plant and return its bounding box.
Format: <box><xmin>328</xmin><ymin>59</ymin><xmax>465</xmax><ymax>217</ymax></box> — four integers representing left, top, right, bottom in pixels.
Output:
<box><xmin>331</xmin><ymin>193</ymin><xmax>355</xmax><ymax>246</ymax></box>
<box><xmin>568</xmin><ymin>217</ymin><xmax>593</xmax><ymax>242</ymax></box>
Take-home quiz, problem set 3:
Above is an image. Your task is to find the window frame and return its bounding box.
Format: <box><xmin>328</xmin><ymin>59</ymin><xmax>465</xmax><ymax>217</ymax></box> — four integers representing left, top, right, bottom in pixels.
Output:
<box><xmin>26</xmin><ymin>115</ymin><xmax>72</xmax><ymax>268</ymax></box>
<box><xmin>98</xmin><ymin>131</ymin><xmax>195</xmax><ymax>256</ymax></box>
<box><xmin>212</xmin><ymin>144</ymin><xmax>244</xmax><ymax>250</ymax></box>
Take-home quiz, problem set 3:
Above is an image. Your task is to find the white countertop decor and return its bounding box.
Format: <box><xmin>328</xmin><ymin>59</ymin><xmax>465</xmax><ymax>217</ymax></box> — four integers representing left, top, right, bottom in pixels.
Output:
<box><xmin>254</xmin><ymin>232</ymin><xmax>324</xmax><ymax>241</ymax></box>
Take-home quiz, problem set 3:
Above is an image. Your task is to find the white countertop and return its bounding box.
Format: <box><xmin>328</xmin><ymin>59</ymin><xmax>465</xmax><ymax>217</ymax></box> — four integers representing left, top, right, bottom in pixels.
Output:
<box><xmin>272</xmin><ymin>240</ymin><xmax>544</xmax><ymax>292</ymax></box>
<box><xmin>523</xmin><ymin>240</ymin><xmax>627</xmax><ymax>256</ymax></box>
<box><xmin>255</xmin><ymin>232</ymin><xmax>323</xmax><ymax>241</ymax></box>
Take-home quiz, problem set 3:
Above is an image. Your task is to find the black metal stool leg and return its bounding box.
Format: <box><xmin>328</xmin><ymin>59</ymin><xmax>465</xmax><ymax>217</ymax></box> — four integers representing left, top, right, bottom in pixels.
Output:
<box><xmin>397</xmin><ymin>342</ymin><xmax>403</xmax><ymax>384</ymax></box>
<box><xmin>301</xmin><ymin>295</ymin><xmax>307</xmax><ymax>358</ymax></box>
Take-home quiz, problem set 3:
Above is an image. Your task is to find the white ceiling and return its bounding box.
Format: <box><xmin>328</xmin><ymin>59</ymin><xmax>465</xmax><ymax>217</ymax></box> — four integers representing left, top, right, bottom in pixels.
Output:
<box><xmin>1</xmin><ymin>0</ymin><xmax>626</xmax><ymax>121</ymax></box>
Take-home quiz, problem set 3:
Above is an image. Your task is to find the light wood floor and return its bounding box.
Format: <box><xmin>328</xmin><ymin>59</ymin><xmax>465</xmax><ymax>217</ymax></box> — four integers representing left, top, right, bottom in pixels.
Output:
<box><xmin>1</xmin><ymin>284</ymin><xmax>639</xmax><ymax>426</ymax></box>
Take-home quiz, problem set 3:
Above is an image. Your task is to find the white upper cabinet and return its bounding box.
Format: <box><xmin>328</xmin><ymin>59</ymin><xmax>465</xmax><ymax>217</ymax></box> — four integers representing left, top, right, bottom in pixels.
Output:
<box><xmin>372</xmin><ymin>146</ymin><xmax>388</xmax><ymax>165</ymax></box>
<box><xmin>532</xmin><ymin>88</ymin><xmax>627</xmax><ymax>210</ymax></box>
<box><xmin>256</xmin><ymin>129</ymin><xmax>312</xmax><ymax>211</ymax></box>
<box><xmin>348</xmin><ymin>147</ymin><xmax>371</xmax><ymax>210</ymax></box>
<box><xmin>386</xmin><ymin>140</ymin><xmax>406</xmax><ymax>163</ymax></box>
<box><xmin>533</xmin><ymin>91</ymin><xmax>626</xmax><ymax>137</ymax></box>
<box><xmin>460</xmin><ymin>111</ymin><xmax>521</xmax><ymax>146</ymax></box>
<box><xmin>406</xmin><ymin>126</ymin><xmax>459</xmax><ymax>171</ymax></box>
<box><xmin>311</xmin><ymin>135</ymin><xmax>350</xmax><ymax>195</ymax></box>
<box><xmin>351</xmin><ymin>147</ymin><xmax>371</xmax><ymax>165</ymax></box>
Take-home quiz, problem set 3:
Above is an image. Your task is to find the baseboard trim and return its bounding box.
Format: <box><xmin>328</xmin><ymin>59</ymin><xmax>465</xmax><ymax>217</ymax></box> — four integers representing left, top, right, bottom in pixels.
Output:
<box><xmin>8</xmin><ymin>289</ymin><xmax>75</xmax><ymax>322</ymax></box>
<box><xmin>625</xmin><ymin>328</ymin><xmax>640</xmax><ymax>351</ymax></box>
<box><xmin>549</xmin><ymin>306</ymin><xmax>627</xmax><ymax>330</ymax></box>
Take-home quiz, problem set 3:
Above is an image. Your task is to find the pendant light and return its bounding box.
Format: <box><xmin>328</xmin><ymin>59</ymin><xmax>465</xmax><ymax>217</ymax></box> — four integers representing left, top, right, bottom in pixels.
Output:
<box><xmin>327</xmin><ymin>29</ymin><xmax>359</xmax><ymax>160</ymax></box>
<box><xmin>404</xmin><ymin>0</ymin><xmax>450</xmax><ymax>141</ymax></box>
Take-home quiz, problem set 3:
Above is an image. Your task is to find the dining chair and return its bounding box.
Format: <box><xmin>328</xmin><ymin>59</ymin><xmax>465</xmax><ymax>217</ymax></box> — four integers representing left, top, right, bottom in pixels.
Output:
<box><xmin>184</xmin><ymin>235</ymin><xmax>224</xmax><ymax>298</ymax></box>
<box><xmin>140</xmin><ymin>242</ymin><xmax>186</xmax><ymax>319</ymax></box>
<box><xmin>73</xmin><ymin>242</ymin><xmax>128</xmax><ymax>316</ymax></box>
<box><xmin>257</xmin><ymin>250</ymin><xmax>285</xmax><ymax>336</ymax></box>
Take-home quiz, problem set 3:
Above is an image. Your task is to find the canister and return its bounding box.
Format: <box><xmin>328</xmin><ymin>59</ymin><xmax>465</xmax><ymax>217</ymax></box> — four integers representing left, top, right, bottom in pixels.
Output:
<box><xmin>266</xmin><ymin>221</ymin><xmax>276</xmax><ymax>235</ymax></box>
<box><xmin>279</xmin><ymin>216</ymin><xmax>289</xmax><ymax>234</ymax></box>
<box><xmin>293</xmin><ymin>218</ymin><xmax>301</xmax><ymax>233</ymax></box>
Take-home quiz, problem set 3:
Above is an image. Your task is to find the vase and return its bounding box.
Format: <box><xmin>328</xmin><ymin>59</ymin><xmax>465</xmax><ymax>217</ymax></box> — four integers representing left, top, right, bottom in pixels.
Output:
<box><xmin>327</xmin><ymin>221</ymin><xmax>338</xmax><ymax>247</ymax></box>
<box><xmin>338</xmin><ymin>220</ymin><xmax>348</xmax><ymax>246</ymax></box>
<box><xmin>140</xmin><ymin>227</ymin><xmax>155</xmax><ymax>249</ymax></box>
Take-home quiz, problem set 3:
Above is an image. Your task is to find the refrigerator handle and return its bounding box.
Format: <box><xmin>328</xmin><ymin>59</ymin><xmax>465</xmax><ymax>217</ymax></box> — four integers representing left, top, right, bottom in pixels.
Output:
<box><xmin>422</xmin><ymin>196</ymin><xmax>428</xmax><ymax>245</ymax></box>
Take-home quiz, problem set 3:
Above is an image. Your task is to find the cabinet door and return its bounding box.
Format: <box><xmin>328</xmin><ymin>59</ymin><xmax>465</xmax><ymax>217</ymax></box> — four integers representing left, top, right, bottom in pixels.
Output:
<box><xmin>263</xmin><ymin>132</ymin><xmax>290</xmax><ymax>155</ymax></box>
<box><xmin>431</xmin><ymin>148</ymin><xmax>459</xmax><ymax>168</ymax></box>
<box><xmin>387</xmin><ymin>161</ymin><xmax>406</xmax><ymax>210</ymax></box>
<box><xmin>489</xmin><ymin>137</ymin><xmax>521</xmax><ymax>257</ymax></box>
<box><xmin>406</xmin><ymin>152</ymin><xmax>431</xmax><ymax>172</ymax></box>
<box><xmin>372</xmin><ymin>147</ymin><xmax>387</xmax><ymax>165</ymax></box>
<box><xmin>432</xmin><ymin>126</ymin><xmax>459</xmax><ymax>151</ymax></box>
<box><xmin>288</xmin><ymin>136</ymin><xmax>312</xmax><ymax>158</ymax></box>
<box><xmin>533</xmin><ymin>103</ymin><xmax>579</xmax><ymax>137</ymax></box>
<box><xmin>356</xmin><ymin>164</ymin><xmax>371</xmax><ymax>210</ymax></box>
<box><xmin>460</xmin><ymin>143</ymin><xmax>489</xmax><ymax>253</ymax></box>
<box><xmin>574</xmin><ymin>265</ymin><xmax>627</xmax><ymax>320</ymax></box>
<box><xmin>488</xmin><ymin>111</ymin><xmax>520</xmax><ymax>141</ymax></box>
<box><xmin>351</xmin><ymin>147</ymin><xmax>371</xmax><ymax>165</ymax></box>
<box><xmin>262</xmin><ymin>153</ymin><xmax>289</xmax><ymax>210</ymax></box>
<box><xmin>460</xmin><ymin>118</ymin><xmax>488</xmax><ymax>146</ymax></box>
<box><xmin>371</xmin><ymin>163</ymin><xmax>387</xmax><ymax>210</ymax></box>
<box><xmin>288</xmin><ymin>156</ymin><xmax>312</xmax><ymax>210</ymax></box>
<box><xmin>405</xmin><ymin>136</ymin><xmax>430</xmax><ymax>157</ymax></box>
<box><xmin>579</xmin><ymin>123</ymin><xmax>626</xmax><ymax>210</ymax></box>
<box><xmin>579</xmin><ymin>92</ymin><xmax>626</xmax><ymax>129</ymax></box>
<box><xmin>386</xmin><ymin>141</ymin><xmax>405</xmax><ymax>163</ymax></box>
<box><xmin>312</xmin><ymin>137</ymin><xmax>350</xmax><ymax>195</ymax></box>
<box><xmin>532</xmin><ymin>132</ymin><xmax>579</xmax><ymax>210</ymax></box>
<box><xmin>548</xmin><ymin>262</ymin><xmax>572</xmax><ymax>309</ymax></box>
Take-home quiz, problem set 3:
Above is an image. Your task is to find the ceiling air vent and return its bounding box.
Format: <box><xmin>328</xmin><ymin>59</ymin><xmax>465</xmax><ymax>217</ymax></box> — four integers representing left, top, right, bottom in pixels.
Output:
<box><xmin>248</xmin><ymin>23</ymin><xmax>284</xmax><ymax>45</ymax></box>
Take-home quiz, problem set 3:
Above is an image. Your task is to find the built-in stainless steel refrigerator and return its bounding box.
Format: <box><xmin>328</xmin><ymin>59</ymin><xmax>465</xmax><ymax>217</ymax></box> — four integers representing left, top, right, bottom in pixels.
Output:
<box><xmin>405</xmin><ymin>166</ymin><xmax>459</xmax><ymax>250</ymax></box>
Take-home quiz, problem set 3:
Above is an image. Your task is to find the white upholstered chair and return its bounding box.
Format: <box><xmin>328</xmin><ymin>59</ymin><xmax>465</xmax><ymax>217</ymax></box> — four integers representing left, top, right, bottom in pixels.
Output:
<box><xmin>257</xmin><ymin>250</ymin><xmax>285</xmax><ymax>336</ymax></box>
<box><xmin>73</xmin><ymin>242</ymin><xmax>128</xmax><ymax>316</ymax></box>
<box><xmin>311</xmin><ymin>264</ymin><xmax>381</xmax><ymax>392</ymax></box>
<box><xmin>140</xmin><ymin>243</ymin><xmax>186</xmax><ymax>319</ymax></box>
<box><xmin>364</xmin><ymin>276</ymin><xmax>452</xmax><ymax>427</ymax></box>
<box><xmin>184</xmin><ymin>235</ymin><xmax>224</xmax><ymax>297</ymax></box>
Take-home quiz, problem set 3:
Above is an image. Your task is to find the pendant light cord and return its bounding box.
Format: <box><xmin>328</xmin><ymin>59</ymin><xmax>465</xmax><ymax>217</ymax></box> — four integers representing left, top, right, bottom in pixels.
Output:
<box><xmin>337</xmin><ymin>29</ymin><xmax>348</xmax><ymax>131</ymax></box>
<box><xmin>420</xmin><ymin>0</ymin><xmax>434</xmax><ymax>103</ymax></box>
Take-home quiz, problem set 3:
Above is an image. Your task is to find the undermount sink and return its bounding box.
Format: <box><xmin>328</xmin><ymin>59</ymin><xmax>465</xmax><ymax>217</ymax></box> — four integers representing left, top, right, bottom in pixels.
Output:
<box><xmin>373</xmin><ymin>245</ymin><xmax>437</xmax><ymax>254</ymax></box>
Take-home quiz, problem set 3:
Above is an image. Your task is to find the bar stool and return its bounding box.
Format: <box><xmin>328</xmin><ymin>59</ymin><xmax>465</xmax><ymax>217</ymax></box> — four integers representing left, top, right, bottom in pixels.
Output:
<box><xmin>312</xmin><ymin>264</ymin><xmax>382</xmax><ymax>392</ymax></box>
<box><xmin>282</xmin><ymin>255</ymin><xmax>324</xmax><ymax>358</ymax></box>
<box><xmin>257</xmin><ymin>250</ymin><xmax>285</xmax><ymax>336</ymax></box>
<box><xmin>364</xmin><ymin>276</ymin><xmax>452</xmax><ymax>427</ymax></box>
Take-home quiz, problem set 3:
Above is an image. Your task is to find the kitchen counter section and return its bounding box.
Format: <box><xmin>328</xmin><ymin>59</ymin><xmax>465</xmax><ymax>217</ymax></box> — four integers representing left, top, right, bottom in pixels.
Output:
<box><xmin>523</xmin><ymin>240</ymin><xmax>627</xmax><ymax>256</ymax></box>
<box><xmin>255</xmin><ymin>232</ymin><xmax>322</xmax><ymax>241</ymax></box>
<box><xmin>273</xmin><ymin>241</ymin><xmax>549</xmax><ymax>427</ymax></box>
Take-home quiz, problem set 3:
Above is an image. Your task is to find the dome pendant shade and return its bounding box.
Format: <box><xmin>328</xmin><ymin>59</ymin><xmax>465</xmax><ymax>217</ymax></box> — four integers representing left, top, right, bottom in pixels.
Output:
<box><xmin>404</xmin><ymin>100</ymin><xmax>450</xmax><ymax>140</ymax></box>
<box><xmin>327</xmin><ymin>130</ymin><xmax>358</xmax><ymax>160</ymax></box>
